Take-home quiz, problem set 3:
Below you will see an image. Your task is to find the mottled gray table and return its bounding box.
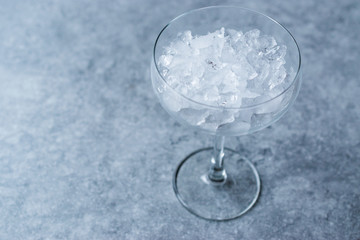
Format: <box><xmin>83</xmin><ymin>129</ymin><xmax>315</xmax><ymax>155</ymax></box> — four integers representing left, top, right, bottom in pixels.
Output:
<box><xmin>0</xmin><ymin>0</ymin><xmax>359</xmax><ymax>239</ymax></box>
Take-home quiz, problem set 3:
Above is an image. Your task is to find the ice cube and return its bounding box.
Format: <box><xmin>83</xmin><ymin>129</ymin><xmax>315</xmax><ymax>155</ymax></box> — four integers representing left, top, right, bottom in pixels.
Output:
<box><xmin>191</xmin><ymin>28</ymin><xmax>225</xmax><ymax>50</ymax></box>
<box><xmin>255</xmin><ymin>94</ymin><xmax>284</xmax><ymax>114</ymax></box>
<box><xmin>200</xmin><ymin>110</ymin><xmax>235</xmax><ymax>131</ymax></box>
<box><xmin>191</xmin><ymin>35</ymin><xmax>214</xmax><ymax>49</ymax></box>
<box><xmin>231</xmin><ymin>56</ymin><xmax>258</xmax><ymax>81</ymax></box>
<box><xmin>220</xmin><ymin>44</ymin><xmax>237</xmax><ymax>63</ymax></box>
<box><xmin>169</xmin><ymin>40</ymin><xmax>192</xmax><ymax>56</ymax></box>
<box><xmin>266</xmin><ymin>45</ymin><xmax>287</xmax><ymax>61</ymax></box>
<box><xmin>159</xmin><ymin>54</ymin><xmax>173</xmax><ymax>67</ymax></box>
<box><xmin>251</xmin><ymin>113</ymin><xmax>274</xmax><ymax>128</ymax></box>
<box><xmin>245</xmin><ymin>29</ymin><xmax>260</xmax><ymax>45</ymax></box>
<box><xmin>270</xmin><ymin>56</ymin><xmax>286</xmax><ymax>70</ymax></box>
<box><xmin>242</xmin><ymin>89</ymin><xmax>260</xmax><ymax>99</ymax></box>
<box><xmin>191</xmin><ymin>61</ymin><xmax>205</xmax><ymax>79</ymax></box>
<box><xmin>246</xmin><ymin>59</ymin><xmax>270</xmax><ymax>91</ymax></box>
<box><xmin>219</xmin><ymin>92</ymin><xmax>242</xmax><ymax>107</ymax></box>
<box><xmin>203</xmin><ymin>86</ymin><xmax>220</xmax><ymax>103</ymax></box>
<box><xmin>226</xmin><ymin>29</ymin><xmax>244</xmax><ymax>43</ymax></box>
<box><xmin>180</xmin><ymin>30</ymin><xmax>193</xmax><ymax>44</ymax></box>
<box><xmin>241</xmin><ymin>94</ymin><xmax>271</xmax><ymax>107</ymax></box>
<box><xmin>255</xmin><ymin>35</ymin><xmax>277</xmax><ymax>52</ymax></box>
<box><xmin>161</xmin><ymin>91</ymin><xmax>183</xmax><ymax>112</ymax></box>
<box><xmin>218</xmin><ymin>67</ymin><xmax>238</xmax><ymax>92</ymax></box>
<box><xmin>213</xmin><ymin>28</ymin><xmax>227</xmax><ymax>57</ymax></box>
<box><xmin>268</xmin><ymin>65</ymin><xmax>287</xmax><ymax>89</ymax></box>
<box><xmin>234</xmin><ymin>109</ymin><xmax>253</xmax><ymax>122</ymax></box>
<box><xmin>178</xmin><ymin>108</ymin><xmax>209</xmax><ymax>126</ymax></box>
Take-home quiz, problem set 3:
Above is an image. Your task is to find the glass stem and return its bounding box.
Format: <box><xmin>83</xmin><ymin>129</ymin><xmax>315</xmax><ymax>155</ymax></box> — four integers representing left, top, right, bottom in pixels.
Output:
<box><xmin>208</xmin><ymin>135</ymin><xmax>227</xmax><ymax>184</ymax></box>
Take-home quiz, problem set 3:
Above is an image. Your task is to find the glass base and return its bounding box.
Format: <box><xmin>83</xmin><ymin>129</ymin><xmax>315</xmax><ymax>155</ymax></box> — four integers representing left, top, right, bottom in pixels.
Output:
<box><xmin>173</xmin><ymin>147</ymin><xmax>261</xmax><ymax>221</ymax></box>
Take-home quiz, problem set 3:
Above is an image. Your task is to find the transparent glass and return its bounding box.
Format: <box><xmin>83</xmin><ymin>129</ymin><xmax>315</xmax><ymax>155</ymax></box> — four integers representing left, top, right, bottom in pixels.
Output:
<box><xmin>151</xmin><ymin>6</ymin><xmax>301</xmax><ymax>221</ymax></box>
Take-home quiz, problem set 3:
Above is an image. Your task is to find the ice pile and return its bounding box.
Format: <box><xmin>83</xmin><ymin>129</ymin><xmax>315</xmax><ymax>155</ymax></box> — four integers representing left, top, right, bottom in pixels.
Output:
<box><xmin>157</xmin><ymin>28</ymin><xmax>291</xmax><ymax>132</ymax></box>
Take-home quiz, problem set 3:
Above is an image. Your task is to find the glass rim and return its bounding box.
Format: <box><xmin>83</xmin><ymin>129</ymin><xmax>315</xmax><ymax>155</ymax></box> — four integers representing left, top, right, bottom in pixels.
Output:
<box><xmin>152</xmin><ymin>5</ymin><xmax>302</xmax><ymax>110</ymax></box>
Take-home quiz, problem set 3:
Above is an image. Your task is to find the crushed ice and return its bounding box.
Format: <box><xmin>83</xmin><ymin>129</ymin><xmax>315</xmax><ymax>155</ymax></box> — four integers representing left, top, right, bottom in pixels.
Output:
<box><xmin>158</xmin><ymin>28</ymin><xmax>288</xmax><ymax>108</ymax></box>
<box><xmin>157</xmin><ymin>28</ymin><xmax>291</xmax><ymax>132</ymax></box>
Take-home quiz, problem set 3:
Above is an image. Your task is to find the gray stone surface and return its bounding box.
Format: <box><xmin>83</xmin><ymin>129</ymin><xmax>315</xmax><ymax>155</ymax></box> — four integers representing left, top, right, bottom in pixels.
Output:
<box><xmin>0</xmin><ymin>0</ymin><xmax>359</xmax><ymax>239</ymax></box>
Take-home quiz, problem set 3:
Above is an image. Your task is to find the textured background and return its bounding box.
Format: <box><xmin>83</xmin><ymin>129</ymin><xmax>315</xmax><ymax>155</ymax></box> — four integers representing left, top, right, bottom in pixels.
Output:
<box><xmin>0</xmin><ymin>0</ymin><xmax>359</xmax><ymax>239</ymax></box>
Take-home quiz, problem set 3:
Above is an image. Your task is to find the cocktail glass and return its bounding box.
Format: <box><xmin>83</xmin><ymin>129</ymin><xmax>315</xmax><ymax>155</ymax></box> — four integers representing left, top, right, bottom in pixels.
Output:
<box><xmin>151</xmin><ymin>6</ymin><xmax>301</xmax><ymax>221</ymax></box>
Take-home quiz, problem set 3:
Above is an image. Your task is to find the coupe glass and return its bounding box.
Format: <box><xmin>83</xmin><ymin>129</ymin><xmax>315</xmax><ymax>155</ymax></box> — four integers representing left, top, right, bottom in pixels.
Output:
<box><xmin>151</xmin><ymin>6</ymin><xmax>301</xmax><ymax>220</ymax></box>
